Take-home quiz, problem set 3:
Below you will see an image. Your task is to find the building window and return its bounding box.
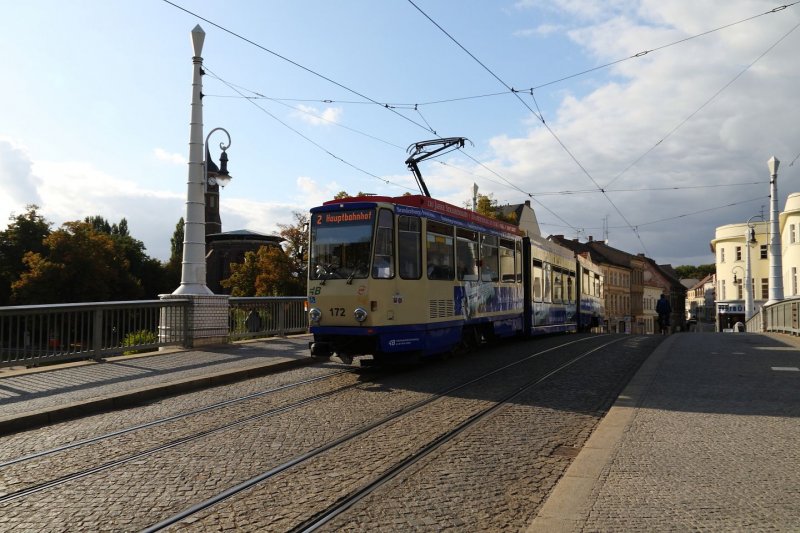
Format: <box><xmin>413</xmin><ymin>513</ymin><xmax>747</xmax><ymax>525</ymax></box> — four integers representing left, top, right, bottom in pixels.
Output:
<box><xmin>737</xmin><ymin>280</ymin><xmax>743</xmax><ymax>300</ymax></box>
<box><xmin>760</xmin><ymin>245</ymin><xmax>767</xmax><ymax>260</ymax></box>
<box><xmin>792</xmin><ymin>224</ymin><xmax>797</xmax><ymax>244</ymax></box>
<box><xmin>793</xmin><ymin>268</ymin><xmax>798</xmax><ymax>296</ymax></box>
<box><xmin>720</xmin><ymin>248</ymin><xmax>725</xmax><ymax>263</ymax></box>
<box><xmin>736</xmin><ymin>246</ymin><xmax>742</xmax><ymax>261</ymax></box>
<box><xmin>721</xmin><ymin>280</ymin><xmax>726</xmax><ymax>300</ymax></box>
<box><xmin>761</xmin><ymin>278</ymin><xmax>769</xmax><ymax>300</ymax></box>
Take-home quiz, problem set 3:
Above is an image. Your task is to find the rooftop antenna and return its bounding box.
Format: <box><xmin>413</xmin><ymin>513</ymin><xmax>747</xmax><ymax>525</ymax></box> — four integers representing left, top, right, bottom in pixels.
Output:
<box><xmin>405</xmin><ymin>137</ymin><xmax>471</xmax><ymax>197</ymax></box>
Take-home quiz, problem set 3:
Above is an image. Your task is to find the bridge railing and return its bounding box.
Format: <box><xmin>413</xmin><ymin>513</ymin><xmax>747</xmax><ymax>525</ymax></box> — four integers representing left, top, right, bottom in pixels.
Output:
<box><xmin>228</xmin><ymin>297</ymin><xmax>308</xmax><ymax>341</ymax></box>
<box><xmin>745</xmin><ymin>298</ymin><xmax>800</xmax><ymax>334</ymax></box>
<box><xmin>0</xmin><ymin>300</ymin><xmax>190</xmax><ymax>368</ymax></box>
<box><xmin>0</xmin><ymin>296</ymin><xmax>310</xmax><ymax>369</ymax></box>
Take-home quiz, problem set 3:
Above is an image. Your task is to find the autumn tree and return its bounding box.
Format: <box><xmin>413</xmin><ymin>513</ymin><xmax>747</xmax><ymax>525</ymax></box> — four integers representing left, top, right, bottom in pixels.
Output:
<box><xmin>221</xmin><ymin>245</ymin><xmax>304</xmax><ymax>297</ymax></box>
<box><xmin>277</xmin><ymin>211</ymin><xmax>308</xmax><ymax>294</ymax></box>
<box><xmin>473</xmin><ymin>193</ymin><xmax>518</xmax><ymax>224</ymax></box>
<box><xmin>11</xmin><ymin>221</ymin><xmax>142</xmax><ymax>304</ymax></box>
<box><xmin>85</xmin><ymin>216</ymin><xmax>172</xmax><ymax>298</ymax></box>
<box><xmin>0</xmin><ymin>205</ymin><xmax>52</xmax><ymax>305</ymax></box>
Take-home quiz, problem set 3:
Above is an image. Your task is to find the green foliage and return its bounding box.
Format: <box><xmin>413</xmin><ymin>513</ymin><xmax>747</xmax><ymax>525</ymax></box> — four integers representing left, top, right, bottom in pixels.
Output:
<box><xmin>675</xmin><ymin>264</ymin><xmax>716</xmax><ymax>280</ymax></box>
<box><xmin>122</xmin><ymin>329</ymin><xmax>158</xmax><ymax>355</ymax></box>
<box><xmin>0</xmin><ymin>205</ymin><xmax>52</xmax><ymax>305</ymax></box>
<box><xmin>277</xmin><ymin>211</ymin><xmax>308</xmax><ymax>295</ymax></box>
<box><xmin>222</xmin><ymin>245</ymin><xmax>305</xmax><ymax>297</ymax></box>
<box><xmin>10</xmin><ymin>221</ymin><xmax>143</xmax><ymax>304</ymax></box>
<box><xmin>473</xmin><ymin>194</ymin><xmax>518</xmax><ymax>224</ymax></box>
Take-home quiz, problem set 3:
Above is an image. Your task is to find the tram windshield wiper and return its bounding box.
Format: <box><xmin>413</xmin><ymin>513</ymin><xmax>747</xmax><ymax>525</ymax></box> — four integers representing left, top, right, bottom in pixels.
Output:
<box><xmin>346</xmin><ymin>264</ymin><xmax>362</xmax><ymax>284</ymax></box>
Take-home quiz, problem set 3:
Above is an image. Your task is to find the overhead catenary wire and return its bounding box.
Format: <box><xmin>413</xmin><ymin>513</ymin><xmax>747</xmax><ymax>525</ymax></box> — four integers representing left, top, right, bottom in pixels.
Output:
<box><xmin>162</xmin><ymin>0</ymin><xmax>435</xmax><ymax>135</ymax></box>
<box><xmin>603</xmin><ymin>18</ymin><xmax>800</xmax><ymax>189</ymax></box>
<box><xmin>204</xmin><ymin>66</ymin><xmax>418</xmax><ymax>194</ymax></box>
<box><xmin>201</xmin><ymin>2</ymin><xmax>800</xmax><ymax>110</ymax></box>
<box><xmin>406</xmin><ymin>0</ymin><xmax>648</xmax><ymax>255</ymax></box>
<box><xmin>538</xmin><ymin>195</ymin><xmax>769</xmax><ymax>231</ymax></box>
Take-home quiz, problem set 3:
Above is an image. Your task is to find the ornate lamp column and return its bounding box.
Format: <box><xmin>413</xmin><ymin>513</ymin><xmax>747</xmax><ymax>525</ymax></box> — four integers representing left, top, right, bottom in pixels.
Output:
<box><xmin>174</xmin><ymin>25</ymin><xmax>211</xmax><ymax>296</ymax></box>
<box><xmin>160</xmin><ymin>26</ymin><xmax>230</xmax><ymax>348</ymax></box>
<box><xmin>766</xmin><ymin>156</ymin><xmax>783</xmax><ymax>306</ymax></box>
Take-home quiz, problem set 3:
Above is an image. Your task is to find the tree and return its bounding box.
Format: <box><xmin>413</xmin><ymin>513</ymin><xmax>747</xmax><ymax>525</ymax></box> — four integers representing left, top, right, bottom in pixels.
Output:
<box><xmin>85</xmin><ymin>216</ymin><xmax>172</xmax><ymax>298</ymax></box>
<box><xmin>473</xmin><ymin>193</ymin><xmax>518</xmax><ymax>224</ymax></box>
<box><xmin>277</xmin><ymin>211</ymin><xmax>308</xmax><ymax>294</ymax></box>
<box><xmin>221</xmin><ymin>245</ymin><xmax>304</xmax><ymax>297</ymax></box>
<box><xmin>0</xmin><ymin>205</ymin><xmax>51</xmax><ymax>305</ymax></box>
<box><xmin>675</xmin><ymin>264</ymin><xmax>716</xmax><ymax>280</ymax></box>
<box><xmin>164</xmin><ymin>217</ymin><xmax>185</xmax><ymax>290</ymax></box>
<box><xmin>11</xmin><ymin>221</ymin><xmax>142</xmax><ymax>304</ymax></box>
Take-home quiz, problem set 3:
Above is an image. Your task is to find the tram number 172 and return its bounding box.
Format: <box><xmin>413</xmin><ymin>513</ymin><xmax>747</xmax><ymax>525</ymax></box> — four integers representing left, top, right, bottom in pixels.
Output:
<box><xmin>329</xmin><ymin>307</ymin><xmax>345</xmax><ymax>317</ymax></box>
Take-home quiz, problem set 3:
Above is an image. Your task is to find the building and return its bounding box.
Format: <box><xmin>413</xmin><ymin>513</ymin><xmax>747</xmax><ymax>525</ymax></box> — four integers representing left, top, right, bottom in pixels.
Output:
<box><xmin>710</xmin><ymin>220</ymin><xmax>769</xmax><ymax>330</ymax></box>
<box><xmin>496</xmin><ymin>200</ymin><xmax>541</xmax><ymax>237</ymax></box>
<box><xmin>686</xmin><ymin>274</ymin><xmax>716</xmax><ymax>325</ymax></box>
<box><xmin>204</xmin><ymin>175</ymin><xmax>284</xmax><ymax>294</ymax></box>
<box><xmin>206</xmin><ymin>230</ymin><xmax>284</xmax><ymax>294</ymax></box>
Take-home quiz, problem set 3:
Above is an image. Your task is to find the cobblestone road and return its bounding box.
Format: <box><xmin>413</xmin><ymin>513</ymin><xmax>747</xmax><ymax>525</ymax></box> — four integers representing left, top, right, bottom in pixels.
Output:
<box><xmin>0</xmin><ymin>334</ymin><xmax>661</xmax><ymax>532</ymax></box>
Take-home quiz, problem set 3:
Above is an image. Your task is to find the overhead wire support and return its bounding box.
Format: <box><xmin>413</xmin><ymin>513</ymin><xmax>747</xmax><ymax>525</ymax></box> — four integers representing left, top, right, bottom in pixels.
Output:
<box><xmin>406</xmin><ymin>137</ymin><xmax>471</xmax><ymax>197</ymax></box>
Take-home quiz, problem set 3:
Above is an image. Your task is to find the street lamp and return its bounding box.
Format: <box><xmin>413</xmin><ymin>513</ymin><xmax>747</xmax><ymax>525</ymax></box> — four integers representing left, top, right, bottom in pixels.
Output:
<box><xmin>766</xmin><ymin>156</ymin><xmax>783</xmax><ymax>306</ymax></box>
<box><xmin>744</xmin><ymin>215</ymin><xmax>762</xmax><ymax>321</ymax></box>
<box><xmin>205</xmin><ymin>128</ymin><xmax>232</xmax><ymax>188</ymax></box>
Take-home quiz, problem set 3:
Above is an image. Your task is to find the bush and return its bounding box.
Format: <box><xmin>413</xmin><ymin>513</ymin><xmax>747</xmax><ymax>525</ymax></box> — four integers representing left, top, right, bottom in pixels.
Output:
<box><xmin>122</xmin><ymin>329</ymin><xmax>158</xmax><ymax>355</ymax></box>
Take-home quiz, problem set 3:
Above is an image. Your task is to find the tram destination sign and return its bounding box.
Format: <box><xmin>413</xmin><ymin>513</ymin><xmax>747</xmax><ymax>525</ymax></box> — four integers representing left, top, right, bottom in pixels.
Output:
<box><xmin>314</xmin><ymin>210</ymin><xmax>374</xmax><ymax>227</ymax></box>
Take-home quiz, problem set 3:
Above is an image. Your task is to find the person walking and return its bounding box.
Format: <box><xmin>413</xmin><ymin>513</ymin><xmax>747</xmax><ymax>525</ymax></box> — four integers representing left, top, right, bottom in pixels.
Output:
<box><xmin>656</xmin><ymin>293</ymin><xmax>672</xmax><ymax>334</ymax></box>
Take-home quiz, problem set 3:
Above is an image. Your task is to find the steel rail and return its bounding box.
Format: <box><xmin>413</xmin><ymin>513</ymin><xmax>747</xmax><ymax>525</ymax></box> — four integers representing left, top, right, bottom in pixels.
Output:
<box><xmin>0</xmin><ymin>375</ymin><xmax>370</xmax><ymax>504</ymax></box>
<box><xmin>142</xmin><ymin>335</ymin><xmax>611</xmax><ymax>532</ymax></box>
<box><xmin>0</xmin><ymin>368</ymin><xmax>356</xmax><ymax>469</ymax></box>
<box><xmin>294</xmin><ymin>337</ymin><xmax>627</xmax><ymax>532</ymax></box>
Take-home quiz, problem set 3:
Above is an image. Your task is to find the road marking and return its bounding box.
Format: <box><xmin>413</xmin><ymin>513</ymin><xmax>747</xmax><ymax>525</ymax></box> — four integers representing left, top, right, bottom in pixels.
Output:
<box><xmin>771</xmin><ymin>366</ymin><xmax>799</xmax><ymax>372</ymax></box>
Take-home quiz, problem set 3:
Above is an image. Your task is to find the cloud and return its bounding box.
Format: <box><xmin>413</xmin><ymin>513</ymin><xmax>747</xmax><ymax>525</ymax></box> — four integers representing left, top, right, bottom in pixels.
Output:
<box><xmin>154</xmin><ymin>148</ymin><xmax>186</xmax><ymax>165</ymax></box>
<box><xmin>514</xmin><ymin>24</ymin><xmax>567</xmax><ymax>38</ymax></box>
<box><xmin>292</xmin><ymin>104</ymin><xmax>343</xmax><ymax>126</ymax></box>
<box><xmin>467</xmin><ymin>1</ymin><xmax>800</xmax><ymax>266</ymax></box>
<box><xmin>0</xmin><ymin>139</ymin><xmax>42</xmax><ymax>210</ymax></box>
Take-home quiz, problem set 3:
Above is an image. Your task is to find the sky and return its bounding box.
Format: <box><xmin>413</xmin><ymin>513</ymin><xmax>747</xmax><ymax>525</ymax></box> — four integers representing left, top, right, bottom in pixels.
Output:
<box><xmin>1</xmin><ymin>0</ymin><xmax>799</xmax><ymax>268</ymax></box>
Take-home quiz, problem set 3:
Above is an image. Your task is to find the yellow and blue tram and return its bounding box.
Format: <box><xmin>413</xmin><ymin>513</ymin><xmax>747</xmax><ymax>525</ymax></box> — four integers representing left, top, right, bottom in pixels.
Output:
<box><xmin>307</xmin><ymin>194</ymin><xmax>603</xmax><ymax>362</ymax></box>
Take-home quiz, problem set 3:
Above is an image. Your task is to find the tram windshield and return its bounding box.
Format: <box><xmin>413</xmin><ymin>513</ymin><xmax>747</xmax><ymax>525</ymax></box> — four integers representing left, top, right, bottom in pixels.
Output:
<box><xmin>310</xmin><ymin>209</ymin><xmax>374</xmax><ymax>280</ymax></box>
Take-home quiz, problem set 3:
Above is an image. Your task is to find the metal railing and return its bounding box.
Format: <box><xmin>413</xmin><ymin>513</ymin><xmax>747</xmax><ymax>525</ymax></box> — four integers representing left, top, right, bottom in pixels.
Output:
<box><xmin>0</xmin><ymin>300</ymin><xmax>189</xmax><ymax>368</ymax></box>
<box><xmin>747</xmin><ymin>298</ymin><xmax>800</xmax><ymax>334</ymax></box>
<box><xmin>0</xmin><ymin>297</ymin><xmax>310</xmax><ymax>369</ymax></box>
<box><xmin>228</xmin><ymin>297</ymin><xmax>308</xmax><ymax>341</ymax></box>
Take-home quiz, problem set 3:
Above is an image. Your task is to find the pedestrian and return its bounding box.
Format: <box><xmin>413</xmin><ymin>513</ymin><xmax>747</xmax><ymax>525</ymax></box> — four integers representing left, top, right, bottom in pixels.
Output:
<box><xmin>656</xmin><ymin>293</ymin><xmax>672</xmax><ymax>334</ymax></box>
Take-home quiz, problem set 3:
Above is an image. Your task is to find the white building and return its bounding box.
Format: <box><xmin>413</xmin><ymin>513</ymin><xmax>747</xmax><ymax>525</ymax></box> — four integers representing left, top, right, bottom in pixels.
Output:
<box><xmin>711</xmin><ymin>192</ymin><xmax>800</xmax><ymax>330</ymax></box>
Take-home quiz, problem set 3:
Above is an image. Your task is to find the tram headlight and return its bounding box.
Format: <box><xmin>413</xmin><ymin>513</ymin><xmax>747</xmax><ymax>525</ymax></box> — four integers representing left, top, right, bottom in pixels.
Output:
<box><xmin>353</xmin><ymin>307</ymin><xmax>368</xmax><ymax>323</ymax></box>
<box><xmin>309</xmin><ymin>307</ymin><xmax>322</xmax><ymax>323</ymax></box>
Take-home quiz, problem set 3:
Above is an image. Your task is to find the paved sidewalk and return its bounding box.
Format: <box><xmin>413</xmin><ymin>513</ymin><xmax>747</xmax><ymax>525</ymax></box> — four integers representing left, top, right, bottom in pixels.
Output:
<box><xmin>527</xmin><ymin>331</ymin><xmax>800</xmax><ymax>532</ymax></box>
<box><xmin>0</xmin><ymin>334</ymin><xmax>314</xmax><ymax>434</ymax></box>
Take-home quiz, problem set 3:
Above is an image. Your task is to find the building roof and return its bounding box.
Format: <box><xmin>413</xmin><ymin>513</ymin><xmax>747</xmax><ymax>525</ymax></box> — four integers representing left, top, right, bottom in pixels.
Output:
<box><xmin>206</xmin><ymin>229</ymin><xmax>284</xmax><ymax>244</ymax></box>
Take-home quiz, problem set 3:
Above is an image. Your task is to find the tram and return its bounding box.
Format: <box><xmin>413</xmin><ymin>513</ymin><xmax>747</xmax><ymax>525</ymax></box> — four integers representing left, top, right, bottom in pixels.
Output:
<box><xmin>306</xmin><ymin>194</ymin><xmax>604</xmax><ymax>363</ymax></box>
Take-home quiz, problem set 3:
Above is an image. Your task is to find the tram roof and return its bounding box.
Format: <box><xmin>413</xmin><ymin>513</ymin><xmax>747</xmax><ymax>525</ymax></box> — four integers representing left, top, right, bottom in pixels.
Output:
<box><xmin>321</xmin><ymin>194</ymin><xmax>523</xmax><ymax>237</ymax></box>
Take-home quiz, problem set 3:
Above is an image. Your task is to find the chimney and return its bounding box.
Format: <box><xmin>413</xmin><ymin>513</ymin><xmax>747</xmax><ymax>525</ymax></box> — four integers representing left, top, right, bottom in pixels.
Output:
<box><xmin>524</xmin><ymin>200</ymin><xmax>531</xmax><ymax>207</ymax></box>
<box><xmin>588</xmin><ymin>236</ymin><xmax>593</xmax><ymax>241</ymax></box>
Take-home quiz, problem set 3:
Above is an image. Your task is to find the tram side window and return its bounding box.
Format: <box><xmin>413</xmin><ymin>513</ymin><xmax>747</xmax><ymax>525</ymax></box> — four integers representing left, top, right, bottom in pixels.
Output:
<box><xmin>515</xmin><ymin>241</ymin><xmax>523</xmax><ymax>282</ymax></box>
<box><xmin>552</xmin><ymin>267</ymin><xmax>563</xmax><ymax>303</ymax></box>
<box><xmin>372</xmin><ymin>209</ymin><xmax>395</xmax><ymax>279</ymax></box>
<box><xmin>398</xmin><ymin>215</ymin><xmax>421</xmax><ymax>279</ymax></box>
<box><xmin>426</xmin><ymin>221</ymin><xmax>454</xmax><ymax>280</ymax></box>
<box><xmin>480</xmin><ymin>234</ymin><xmax>499</xmax><ymax>282</ymax></box>
<box><xmin>543</xmin><ymin>262</ymin><xmax>552</xmax><ymax>303</ymax></box>
<box><xmin>532</xmin><ymin>260</ymin><xmax>543</xmax><ymax>302</ymax></box>
<box><xmin>566</xmin><ymin>272</ymin><xmax>575</xmax><ymax>303</ymax></box>
<box><xmin>456</xmin><ymin>228</ymin><xmax>479</xmax><ymax>281</ymax></box>
<box><xmin>498</xmin><ymin>238</ymin><xmax>515</xmax><ymax>282</ymax></box>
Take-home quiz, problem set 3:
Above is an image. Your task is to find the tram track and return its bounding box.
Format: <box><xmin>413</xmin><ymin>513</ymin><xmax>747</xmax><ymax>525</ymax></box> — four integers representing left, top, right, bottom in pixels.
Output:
<box><xmin>142</xmin><ymin>335</ymin><xmax>619</xmax><ymax>532</ymax></box>
<box><xmin>0</xmin><ymin>367</ymin><xmax>373</xmax><ymax>501</ymax></box>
